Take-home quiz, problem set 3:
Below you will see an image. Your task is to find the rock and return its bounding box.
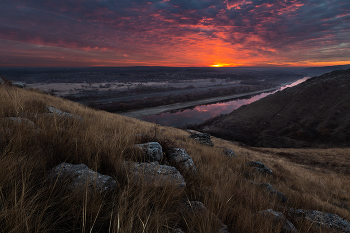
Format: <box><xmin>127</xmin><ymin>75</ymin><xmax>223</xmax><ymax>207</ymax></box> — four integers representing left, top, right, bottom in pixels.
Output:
<box><xmin>181</xmin><ymin>200</ymin><xmax>228</xmax><ymax>233</ymax></box>
<box><xmin>123</xmin><ymin>161</ymin><xmax>186</xmax><ymax>188</ymax></box>
<box><xmin>248</xmin><ymin>181</ymin><xmax>287</xmax><ymax>203</ymax></box>
<box><xmin>287</xmin><ymin>208</ymin><xmax>350</xmax><ymax>232</ymax></box>
<box><xmin>134</xmin><ymin>142</ymin><xmax>163</xmax><ymax>162</ymax></box>
<box><xmin>11</xmin><ymin>81</ymin><xmax>26</xmax><ymax>88</ymax></box>
<box><xmin>2</xmin><ymin>117</ymin><xmax>37</xmax><ymax>129</ymax></box>
<box><xmin>259</xmin><ymin>209</ymin><xmax>299</xmax><ymax>233</ymax></box>
<box><xmin>50</xmin><ymin>163</ymin><xmax>118</xmax><ymax>193</ymax></box>
<box><xmin>243</xmin><ymin>171</ymin><xmax>255</xmax><ymax>179</ymax></box>
<box><xmin>0</xmin><ymin>77</ymin><xmax>4</xmax><ymax>84</ymax></box>
<box><xmin>167</xmin><ymin>148</ymin><xmax>196</xmax><ymax>173</ymax></box>
<box><xmin>46</xmin><ymin>106</ymin><xmax>84</xmax><ymax>121</ymax></box>
<box><xmin>172</xmin><ymin>228</ymin><xmax>185</xmax><ymax>233</ymax></box>
<box><xmin>189</xmin><ymin>133</ymin><xmax>214</xmax><ymax>147</ymax></box>
<box><xmin>248</xmin><ymin>161</ymin><xmax>273</xmax><ymax>176</ymax></box>
<box><xmin>222</xmin><ymin>148</ymin><xmax>237</xmax><ymax>158</ymax></box>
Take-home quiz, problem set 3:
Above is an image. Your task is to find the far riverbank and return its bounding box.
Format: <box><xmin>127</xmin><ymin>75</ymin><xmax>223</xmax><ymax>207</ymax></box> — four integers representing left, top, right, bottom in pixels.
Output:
<box><xmin>119</xmin><ymin>87</ymin><xmax>279</xmax><ymax>118</ymax></box>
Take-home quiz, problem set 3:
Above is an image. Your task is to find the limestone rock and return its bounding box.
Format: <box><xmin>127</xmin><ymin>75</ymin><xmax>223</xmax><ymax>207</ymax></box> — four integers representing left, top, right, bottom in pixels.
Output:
<box><xmin>248</xmin><ymin>161</ymin><xmax>273</xmax><ymax>176</ymax></box>
<box><xmin>249</xmin><ymin>181</ymin><xmax>287</xmax><ymax>203</ymax></box>
<box><xmin>123</xmin><ymin>161</ymin><xmax>186</xmax><ymax>188</ymax></box>
<box><xmin>222</xmin><ymin>148</ymin><xmax>237</xmax><ymax>158</ymax></box>
<box><xmin>50</xmin><ymin>163</ymin><xmax>118</xmax><ymax>193</ymax></box>
<box><xmin>46</xmin><ymin>106</ymin><xmax>84</xmax><ymax>121</ymax></box>
<box><xmin>167</xmin><ymin>148</ymin><xmax>196</xmax><ymax>173</ymax></box>
<box><xmin>259</xmin><ymin>209</ymin><xmax>299</xmax><ymax>233</ymax></box>
<box><xmin>288</xmin><ymin>208</ymin><xmax>350</xmax><ymax>232</ymax></box>
<box><xmin>189</xmin><ymin>133</ymin><xmax>214</xmax><ymax>147</ymax></box>
<box><xmin>134</xmin><ymin>142</ymin><xmax>163</xmax><ymax>162</ymax></box>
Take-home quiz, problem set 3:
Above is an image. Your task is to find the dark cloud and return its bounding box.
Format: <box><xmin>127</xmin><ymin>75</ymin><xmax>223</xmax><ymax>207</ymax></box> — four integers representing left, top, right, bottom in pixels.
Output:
<box><xmin>0</xmin><ymin>0</ymin><xmax>349</xmax><ymax>66</ymax></box>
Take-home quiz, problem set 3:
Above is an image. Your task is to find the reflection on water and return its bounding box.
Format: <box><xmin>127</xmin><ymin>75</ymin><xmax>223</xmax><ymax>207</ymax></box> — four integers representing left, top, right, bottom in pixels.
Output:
<box><xmin>141</xmin><ymin>77</ymin><xmax>310</xmax><ymax>128</ymax></box>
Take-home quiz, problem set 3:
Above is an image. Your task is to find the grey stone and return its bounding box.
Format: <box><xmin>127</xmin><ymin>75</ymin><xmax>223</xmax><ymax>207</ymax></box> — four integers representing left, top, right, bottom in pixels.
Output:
<box><xmin>259</xmin><ymin>209</ymin><xmax>299</xmax><ymax>233</ymax></box>
<box><xmin>123</xmin><ymin>161</ymin><xmax>186</xmax><ymax>188</ymax></box>
<box><xmin>134</xmin><ymin>142</ymin><xmax>163</xmax><ymax>162</ymax></box>
<box><xmin>243</xmin><ymin>171</ymin><xmax>255</xmax><ymax>179</ymax></box>
<box><xmin>181</xmin><ymin>200</ymin><xmax>228</xmax><ymax>233</ymax></box>
<box><xmin>288</xmin><ymin>208</ymin><xmax>350</xmax><ymax>232</ymax></box>
<box><xmin>50</xmin><ymin>163</ymin><xmax>118</xmax><ymax>193</ymax></box>
<box><xmin>172</xmin><ymin>228</ymin><xmax>185</xmax><ymax>233</ymax></box>
<box><xmin>167</xmin><ymin>148</ymin><xmax>196</xmax><ymax>173</ymax></box>
<box><xmin>11</xmin><ymin>81</ymin><xmax>26</xmax><ymax>88</ymax></box>
<box><xmin>248</xmin><ymin>161</ymin><xmax>273</xmax><ymax>176</ymax></box>
<box><xmin>46</xmin><ymin>106</ymin><xmax>84</xmax><ymax>121</ymax></box>
<box><xmin>189</xmin><ymin>133</ymin><xmax>214</xmax><ymax>147</ymax></box>
<box><xmin>222</xmin><ymin>148</ymin><xmax>237</xmax><ymax>158</ymax></box>
<box><xmin>2</xmin><ymin>117</ymin><xmax>37</xmax><ymax>129</ymax></box>
<box><xmin>249</xmin><ymin>181</ymin><xmax>287</xmax><ymax>203</ymax></box>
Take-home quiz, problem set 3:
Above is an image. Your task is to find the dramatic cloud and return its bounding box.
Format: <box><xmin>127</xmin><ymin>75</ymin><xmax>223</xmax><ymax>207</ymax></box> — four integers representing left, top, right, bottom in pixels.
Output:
<box><xmin>0</xmin><ymin>0</ymin><xmax>349</xmax><ymax>66</ymax></box>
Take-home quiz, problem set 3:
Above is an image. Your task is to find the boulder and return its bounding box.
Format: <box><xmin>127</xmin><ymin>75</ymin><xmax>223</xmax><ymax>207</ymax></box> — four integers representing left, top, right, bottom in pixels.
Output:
<box><xmin>172</xmin><ymin>228</ymin><xmax>185</xmax><ymax>233</ymax></box>
<box><xmin>123</xmin><ymin>161</ymin><xmax>186</xmax><ymax>188</ymax></box>
<box><xmin>134</xmin><ymin>142</ymin><xmax>163</xmax><ymax>162</ymax></box>
<box><xmin>248</xmin><ymin>181</ymin><xmax>287</xmax><ymax>203</ymax></box>
<box><xmin>189</xmin><ymin>133</ymin><xmax>214</xmax><ymax>147</ymax></box>
<box><xmin>181</xmin><ymin>200</ymin><xmax>228</xmax><ymax>233</ymax></box>
<box><xmin>287</xmin><ymin>208</ymin><xmax>350</xmax><ymax>232</ymax></box>
<box><xmin>248</xmin><ymin>161</ymin><xmax>273</xmax><ymax>176</ymax></box>
<box><xmin>50</xmin><ymin>163</ymin><xmax>118</xmax><ymax>193</ymax></box>
<box><xmin>1</xmin><ymin>117</ymin><xmax>37</xmax><ymax>129</ymax></box>
<box><xmin>243</xmin><ymin>171</ymin><xmax>255</xmax><ymax>179</ymax></box>
<box><xmin>222</xmin><ymin>148</ymin><xmax>237</xmax><ymax>158</ymax></box>
<box><xmin>259</xmin><ymin>209</ymin><xmax>299</xmax><ymax>233</ymax></box>
<box><xmin>46</xmin><ymin>106</ymin><xmax>84</xmax><ymax>121</ymax></box>
<box><xmin>167</xmin><ymin>148</ymin><xmax>196</xmax><ymax>173</ymax></box>
<box><xmin>11</xmin><ymin>81</ymin><xmax>26</xmax><ymax>88</ymax></box>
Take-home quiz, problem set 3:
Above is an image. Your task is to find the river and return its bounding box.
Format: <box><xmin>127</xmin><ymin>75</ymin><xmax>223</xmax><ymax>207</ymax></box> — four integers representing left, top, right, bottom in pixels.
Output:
<box><xmin>140</xmin><ymin>77</ymin><xmax>310</xmax><ymax>128</ymax></box>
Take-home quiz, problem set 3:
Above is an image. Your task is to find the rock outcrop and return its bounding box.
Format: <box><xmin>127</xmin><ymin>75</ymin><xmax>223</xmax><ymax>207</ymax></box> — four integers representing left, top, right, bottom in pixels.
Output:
<box><xmin>172</xmin><ymin>228</ymin><xmax>185</xmax><ymax>233</ymax></box>
<box><xmin>46</xmin><ymin>106</ymin><xmax>84</xmax><ymax>121</ymax></box>
<box><xmin>134</xmin><ymin>142</ymin><xmax>163</xmax><ymax>162</ymax></box>
<box><xmin>50</xmin><ymin>163</ymin><xmax>118</xmax><ymax>193</ymax></box>
<box><xmin>180</xmin><ymin>200</ymin><xmax>228</xmax><ymax>233</ymax></box>
<box><xmin>123</xmin><ymin>161</ymin><xmax>186</xmax><ymax>188</ymax></box>
<box><xmin>248</xmin><ymin>161</ymin><xmax>273</xmax><ymax>176</ymax></box>
<box><xmin>2</xmin><ymin>117</ymin><xmax>37</xmax><ymax>129</ymax></box>
<box><xmin>259</xmin><ymin>209</ymin><xmax>299</xmax><ymax>233</ymax></box>
<box><xmin>248</xmin><ymin>181</ymin><xmax>287</xmax><ymax>203</ymax></box>
<box><xmin>222</xmin><ymin>148</ymin><xmax>237</xmax><ymax>158</ymax></box>
<box><xmin>287</xmin><ymin>208</ymin><xmax>350</xmax><ymax>232</ymax></box>
<box><xmin>189</xmin><ymin>133</ymin><xmax>214</xmax><ymax>147</ymax></box>
<box><xmin>167</xmin><ymin>148</ymin><xmax>197</xmax><ymax>173</ymax></box>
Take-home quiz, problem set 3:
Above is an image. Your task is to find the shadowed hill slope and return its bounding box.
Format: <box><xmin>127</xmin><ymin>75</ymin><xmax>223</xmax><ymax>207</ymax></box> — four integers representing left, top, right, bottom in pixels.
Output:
<box><xmin>1</xmin><ymin>83</ymin><xmax>350</xmax><ymax>232</ymax></box>
<box><xmin>196</xmin><ymin>68</ymin><xmax>350</xmax><ymax>148</ymax></box>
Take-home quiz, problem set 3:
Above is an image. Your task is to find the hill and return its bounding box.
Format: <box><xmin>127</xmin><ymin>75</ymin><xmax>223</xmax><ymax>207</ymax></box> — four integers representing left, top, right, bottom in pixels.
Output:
<box><xmin>193</xmin><ymin>68</ymin><xmax>350</xmax><ymax>148</ymax></box>
<box><xmin>0</xmin><ymin>83</ymin><xmax>350</xmax><ymax>232</ymax></box>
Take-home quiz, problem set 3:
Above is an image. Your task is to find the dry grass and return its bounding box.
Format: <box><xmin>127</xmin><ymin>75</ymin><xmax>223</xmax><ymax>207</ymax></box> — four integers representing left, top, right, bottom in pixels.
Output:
<box><xmin>0</xmin><ymin>84</ymin><xmax>349</xmax><ymax>232</ymax></box>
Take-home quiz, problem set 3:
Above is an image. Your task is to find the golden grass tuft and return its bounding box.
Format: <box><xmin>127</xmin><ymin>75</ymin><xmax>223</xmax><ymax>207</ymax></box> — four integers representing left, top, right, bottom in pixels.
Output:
<box><xmin>0</xmin><ymin>84</ymin><xmax>349</xmax><ymax>232</ymax></box>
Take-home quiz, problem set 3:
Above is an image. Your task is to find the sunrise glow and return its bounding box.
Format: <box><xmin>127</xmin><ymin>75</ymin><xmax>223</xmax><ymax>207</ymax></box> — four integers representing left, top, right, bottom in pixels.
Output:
<box><xmin>0</xmin><ymin>0</ymin><xmax>349</xmax><ymax>67</ymax></box>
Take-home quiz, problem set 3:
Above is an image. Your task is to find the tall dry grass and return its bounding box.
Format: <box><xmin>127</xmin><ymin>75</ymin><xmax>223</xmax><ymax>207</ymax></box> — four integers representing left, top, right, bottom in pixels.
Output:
<box><xmin>0</xmin><ymin>84</ymin><xmax>349</xmax><ymax>232</ymax></box>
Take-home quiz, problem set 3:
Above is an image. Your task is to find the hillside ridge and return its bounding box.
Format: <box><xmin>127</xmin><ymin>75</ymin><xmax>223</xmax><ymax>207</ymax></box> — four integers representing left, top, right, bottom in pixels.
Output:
<box><xmin>193</xmin><ymin>68</ymin><xmax>350</xmax><ymax>148</ymax></box>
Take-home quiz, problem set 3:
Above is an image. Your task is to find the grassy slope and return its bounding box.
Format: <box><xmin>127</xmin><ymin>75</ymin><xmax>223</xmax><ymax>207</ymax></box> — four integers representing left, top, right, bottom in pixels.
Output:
<box><xmin>0</xmin><ymin>84</ymin><xmax>349</xmax><ymax>232</ymax></box>
<box><xmin>196</xmin><ymin>68</ymin><xmax>350</xmax><ymax>148</ymax></box>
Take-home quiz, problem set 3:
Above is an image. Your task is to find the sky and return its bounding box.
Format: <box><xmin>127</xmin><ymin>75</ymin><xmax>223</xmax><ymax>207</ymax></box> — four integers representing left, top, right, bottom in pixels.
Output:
<box><xmin>0</xmin><ymin>0</ymin><xmax>350</xmax><ymax>67</ymax></box>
